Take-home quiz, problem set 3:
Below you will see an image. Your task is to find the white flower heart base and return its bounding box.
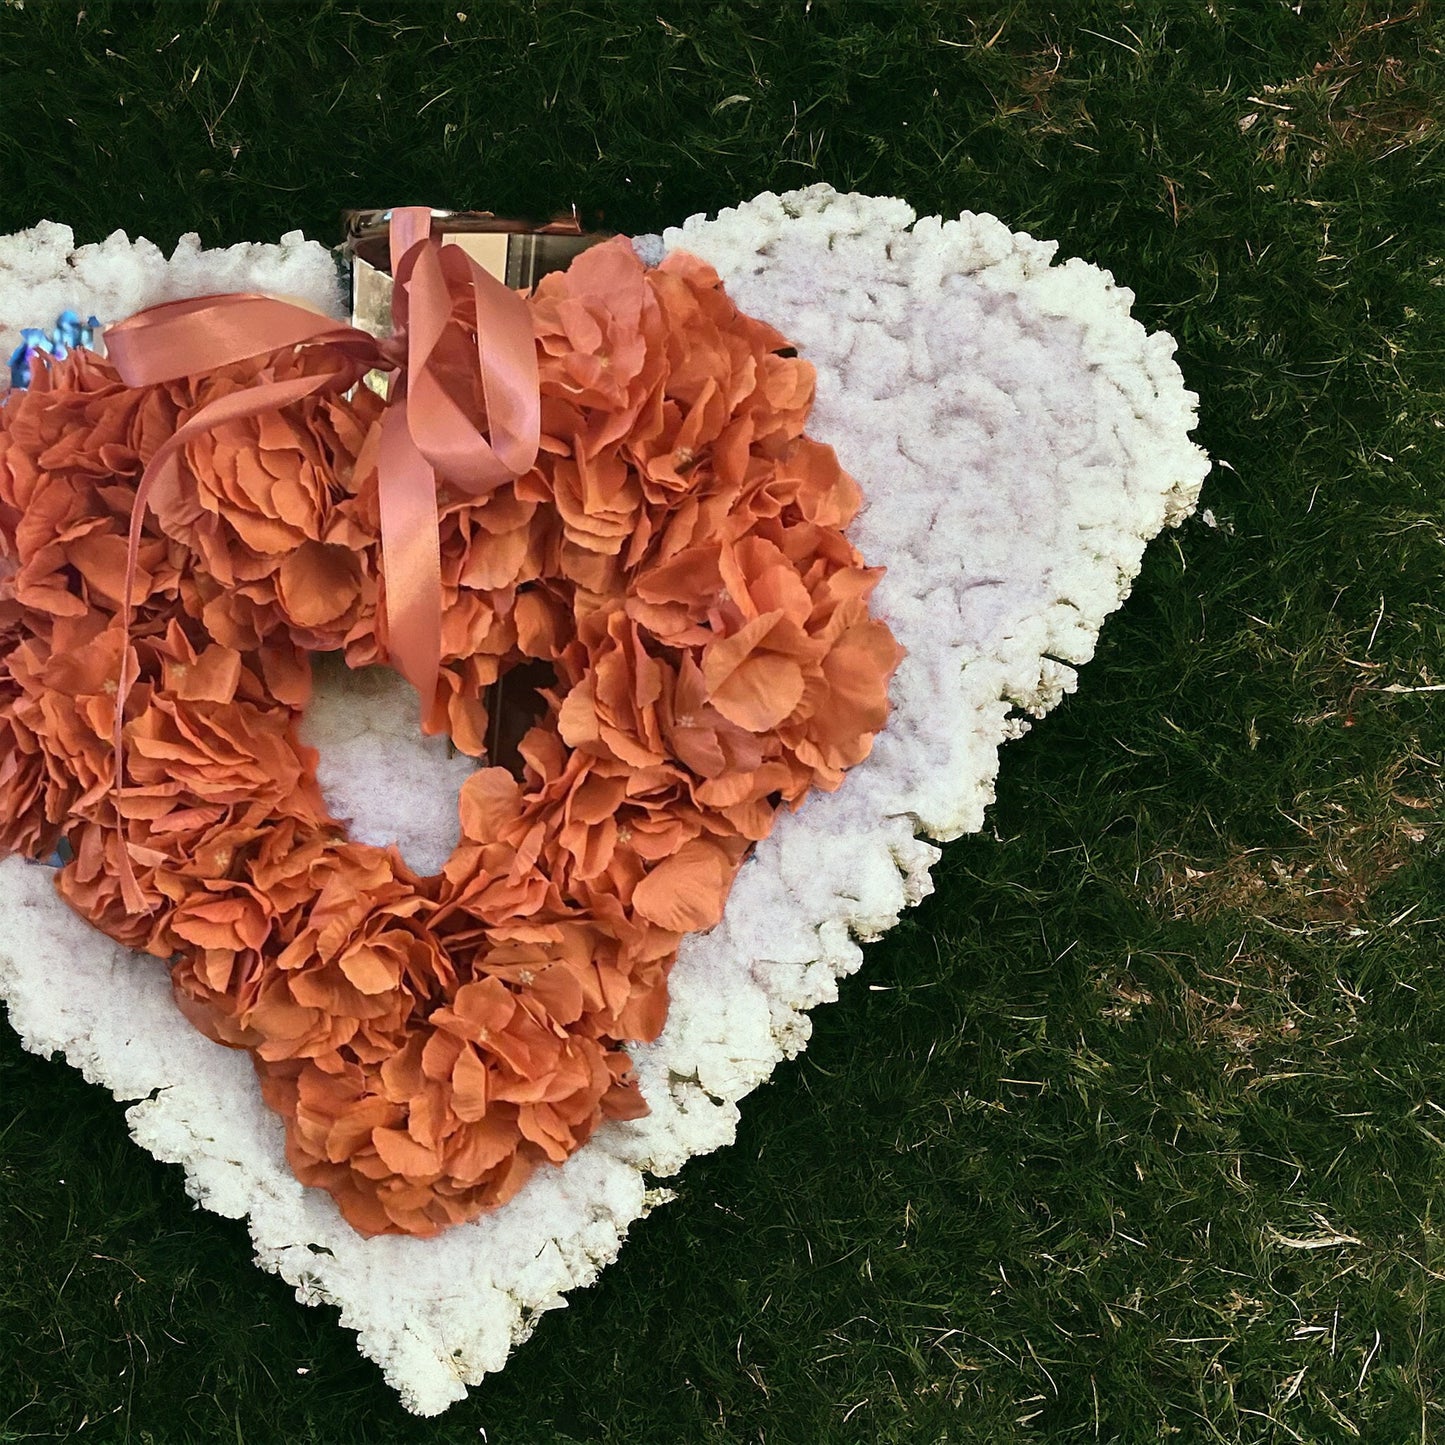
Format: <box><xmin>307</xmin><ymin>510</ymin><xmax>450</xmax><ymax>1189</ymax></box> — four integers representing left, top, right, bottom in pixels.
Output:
<box><xmin>0</xmin><ymin>185</ymin><xmax>1208</xmax><ymax>1413</ymax></box>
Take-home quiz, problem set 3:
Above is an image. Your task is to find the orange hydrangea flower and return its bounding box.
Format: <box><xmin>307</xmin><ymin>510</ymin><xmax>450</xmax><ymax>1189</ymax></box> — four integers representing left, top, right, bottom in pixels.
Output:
<box><xmin>0</xmin><ymin>239</ymin><xmax>902</xmax><ymax>1237</ymax></box>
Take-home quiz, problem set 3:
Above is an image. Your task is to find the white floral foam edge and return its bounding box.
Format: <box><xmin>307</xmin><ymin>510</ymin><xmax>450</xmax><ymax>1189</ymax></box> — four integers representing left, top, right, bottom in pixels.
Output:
<box><xmin>0</xmin><ymin>185</ymin><xmax>1209</xmax><ymax>1414</ymax></box>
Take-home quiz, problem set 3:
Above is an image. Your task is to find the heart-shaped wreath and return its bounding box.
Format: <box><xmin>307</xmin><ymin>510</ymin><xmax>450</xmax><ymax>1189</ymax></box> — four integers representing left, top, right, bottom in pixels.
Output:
<box><xmin>0</xmin><ymin>187</ymin><xmax>1209</xmax><ymax>1412</ymax></box>
<box><xmin>0</xmin><ymin>226</ymin><xmax>902</xmax><ymax>1237</ymax></box>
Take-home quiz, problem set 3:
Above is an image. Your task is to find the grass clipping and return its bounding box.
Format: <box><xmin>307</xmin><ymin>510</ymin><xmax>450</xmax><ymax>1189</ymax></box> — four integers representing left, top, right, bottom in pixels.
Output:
<box><xmin>0</xmin><ymin>184</ymin><xmax>1208</xmax><ymax>1414</ymax></box>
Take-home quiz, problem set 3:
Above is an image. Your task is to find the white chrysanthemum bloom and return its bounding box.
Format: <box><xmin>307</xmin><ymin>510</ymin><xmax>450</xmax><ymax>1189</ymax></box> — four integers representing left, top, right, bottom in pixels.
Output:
<box><xmin>0</xmin><ymin>185</ymin><xmax>1208</xmax><ymax>1414</ymax></box>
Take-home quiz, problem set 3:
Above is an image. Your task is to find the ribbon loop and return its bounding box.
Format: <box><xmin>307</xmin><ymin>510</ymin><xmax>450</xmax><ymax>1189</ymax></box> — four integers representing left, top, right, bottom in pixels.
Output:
<box><xmin>106</xmin><ymin>207</ymin><xmax>543</xmax><ymax>911</ymax></box>
<box><xmin>104</xmin><ymin>295</ymin><xmax>364</xmax><ymax>385</ymax></box>
<box><xmin>389</xmin><ymin>213</ymin><xmax>541</xmax><ymax>490</ymax></box>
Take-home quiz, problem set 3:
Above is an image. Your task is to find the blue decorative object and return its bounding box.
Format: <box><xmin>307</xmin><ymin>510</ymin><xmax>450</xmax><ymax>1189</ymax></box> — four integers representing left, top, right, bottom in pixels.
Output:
<box><xmin>7</xmin><ymin>308</ymin><xmax>101</xmax><ymax>390</ymax></box>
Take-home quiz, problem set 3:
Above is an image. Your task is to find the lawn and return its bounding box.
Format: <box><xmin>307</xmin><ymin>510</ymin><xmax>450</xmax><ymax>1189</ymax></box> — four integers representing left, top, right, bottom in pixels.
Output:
<box><xmin>0</xmin><ymin>3</ymin><xmax>1442</xmax><ymax>1442</ymax></box>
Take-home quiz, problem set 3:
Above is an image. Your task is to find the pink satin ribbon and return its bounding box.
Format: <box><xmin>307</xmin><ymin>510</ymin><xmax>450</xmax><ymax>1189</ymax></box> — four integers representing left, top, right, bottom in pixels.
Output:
<box><xmin>103</xmin><ymin>207</ymin><xmax>540</xmax><ymax>911</ymax></box>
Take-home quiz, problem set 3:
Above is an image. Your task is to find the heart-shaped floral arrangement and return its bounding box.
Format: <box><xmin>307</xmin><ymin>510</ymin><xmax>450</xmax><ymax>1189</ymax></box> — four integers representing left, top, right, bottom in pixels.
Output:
<box><xmin>0</xmin><ymin>186</ymin><xmax>1209</xmax><ymax>1412</ymax></box>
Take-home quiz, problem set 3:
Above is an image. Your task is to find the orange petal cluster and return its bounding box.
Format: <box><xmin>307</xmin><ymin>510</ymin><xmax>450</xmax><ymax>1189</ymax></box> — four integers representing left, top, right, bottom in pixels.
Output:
<box><xmin>0</xmin><ymin>239</ymin><xmax>903</xmax><ymax>1237</ymax></box>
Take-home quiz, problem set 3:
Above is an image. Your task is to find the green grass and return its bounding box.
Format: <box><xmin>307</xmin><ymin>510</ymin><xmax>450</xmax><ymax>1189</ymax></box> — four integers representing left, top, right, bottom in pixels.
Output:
<box><xmin>1</xmin><ymin>1</ymin><xmax>1443</xmax><ymax>1441</ymax></box>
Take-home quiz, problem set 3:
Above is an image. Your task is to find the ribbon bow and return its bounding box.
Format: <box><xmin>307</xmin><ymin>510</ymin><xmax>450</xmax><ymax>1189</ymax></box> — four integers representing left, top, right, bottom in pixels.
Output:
<box><xmin>102</xmin><ymin>207</ymin><xmax>540</xmax><ymax>910</ymax></box>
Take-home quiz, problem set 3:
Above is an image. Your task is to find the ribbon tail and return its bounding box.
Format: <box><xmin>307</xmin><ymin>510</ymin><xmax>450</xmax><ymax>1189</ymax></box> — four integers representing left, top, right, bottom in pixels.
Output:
<box><xmin>111</xmin><ymin>439</ymin><xmax>176</xmax><ymax>916</ymax></box>
<box><xmin>377</xmin><ymin>406</ymin><xmax>445</xmax><ymax>732</ymax></box>
<box><xmin>112</xmin><ymin>638</ymin><xmax>149</xmax><ymax>915</ymax></box>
